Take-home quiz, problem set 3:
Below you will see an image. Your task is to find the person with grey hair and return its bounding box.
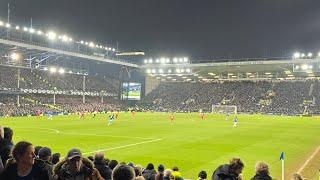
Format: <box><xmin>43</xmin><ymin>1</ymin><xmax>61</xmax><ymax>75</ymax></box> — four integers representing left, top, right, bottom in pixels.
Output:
<box><xmin>112</xmin><ymin>164</ymin><xmax>135</xmax><ymax>180</ymax></box>
<box><xmin>94</xmin><ymin>152</ymin><xmax>112</xmax><ymax>180</ymax></box>
<box><xmin>250</xmin><ymin>161</ymin><xmax>272</xmax><ymax>180</ymax></box>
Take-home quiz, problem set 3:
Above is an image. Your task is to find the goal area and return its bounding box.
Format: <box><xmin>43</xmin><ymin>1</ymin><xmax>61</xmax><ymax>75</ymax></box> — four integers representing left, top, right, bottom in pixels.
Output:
<box><xmin>211</xmin><ymin>105</ymin><xmax>237</xmax><ymax>114</ymax></box>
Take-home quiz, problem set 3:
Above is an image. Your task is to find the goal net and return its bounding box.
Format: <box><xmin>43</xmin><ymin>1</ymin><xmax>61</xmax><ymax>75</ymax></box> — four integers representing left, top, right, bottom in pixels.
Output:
<box><xmin>212</xmin><ymin>105</ymin><xmax>237</xmax><ymax>114</ymax></box>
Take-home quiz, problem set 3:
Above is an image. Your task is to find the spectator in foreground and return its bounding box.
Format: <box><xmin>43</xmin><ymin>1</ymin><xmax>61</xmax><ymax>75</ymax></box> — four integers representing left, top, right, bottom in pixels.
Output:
<box><xmin>163</xmin><ymin>169</ymin><xmax>174</xmax><ymax>180</ymax></box>
<box><xmin>155</xmin><ymin>164</ymin><xmax>165</xmax><ymax>180</ymax></box>
<box><xmin>108</xmin><ymin>159</ymin><xmax>118</xmax><ymax>170</ymax></box>
<box><xmin>51</xmin><ymin>153</ymin><xmax>61</xmax><ymax>165</ymax></box>
<box><xmin>0</xmin><ymin>141</ymin><xmax>49</xmax><ymax>180</ymax></box>
<box><xmin>211</xmin><ymin>158</ymin><xmax>244</xmax><ymax>180</ymax></box>
<box><xmin>94</xmin><ymin>152</ymin><xmax>112</xmax><ymax>180</ymax></box>
<box><xmin>250</xmin><ymin>161</ymin><xmax>272</xmax><ymax>180</ymax></box>
<box><xmin>142</xmin><ymin>163</ymin><xmax>157</xmax><ymax>180</ymax></box>
<box><xmin>0</xmin><ymin>127</ymin><xmax>14</xmax><ymax>166</ymax></box>
<box><xmin>112</xmin><ymin>164</ymin><xmax>135</xmax><ymax>180</ymax></box>
<box><xmin>291</xmin><ymin>173</ymin><xmax>304</xmax><ymax>180</ymax></box>
<box><xmin>134</xmin><ymin>165</ymin><xmax>144</xmax><ymax>180</ymax></box>
<box><xmin>34</xmin><ymin>147</ymin><xmax>54</xmax><ymax>180</ymax></box>
<box><xmin>171</xmin><ymin>166</ymin><xmax>183</xmax><ymax>180</ymax></box>
<box><xmin>53</xmin><ymin>148</ymin><xmax>103</xmax><ymax>180</ymax></box>
<box><xmin>198</xmin><ymin>170</ymin><xmax>207</xmax><ymax>180</ymax></box>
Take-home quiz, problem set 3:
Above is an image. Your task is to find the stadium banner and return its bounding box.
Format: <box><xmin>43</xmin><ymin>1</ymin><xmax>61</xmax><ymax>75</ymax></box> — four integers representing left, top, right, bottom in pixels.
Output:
<box><xmin>121</xmin><ymin>82</ymin><xmax>141</xmax><ymax>100</ymax></box>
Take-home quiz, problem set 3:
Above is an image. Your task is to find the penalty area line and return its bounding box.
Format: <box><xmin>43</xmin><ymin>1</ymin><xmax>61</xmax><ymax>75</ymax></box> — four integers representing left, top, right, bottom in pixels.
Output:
<box><xmin>83</xmin><ymin>138</ymin><xmax>163</xmax><ymax>155</ymax></box>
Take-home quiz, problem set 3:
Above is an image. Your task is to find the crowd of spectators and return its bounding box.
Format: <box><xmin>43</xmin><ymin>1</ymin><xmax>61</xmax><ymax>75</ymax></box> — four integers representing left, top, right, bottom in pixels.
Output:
<box><xmin>0</xmin><ymin>126</ymin><xmax>307</xmax><ymax>180</ymax></box>
<box><xmin>140</xmin><ymin>80</ymin><xmax>320</xmax><ymax>115</ymax></box>
<box><xmin>0</xmin><ymin>65</ymin><xmax>118</xmax><ymax>93</ymax></box>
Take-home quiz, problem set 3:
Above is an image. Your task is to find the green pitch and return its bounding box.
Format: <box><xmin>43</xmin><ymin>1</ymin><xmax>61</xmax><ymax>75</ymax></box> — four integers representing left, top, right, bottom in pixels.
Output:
<box><xmin>0</xmin><ymin>113</ymin><xmax>319</xmax><ymax>179</ymax></box>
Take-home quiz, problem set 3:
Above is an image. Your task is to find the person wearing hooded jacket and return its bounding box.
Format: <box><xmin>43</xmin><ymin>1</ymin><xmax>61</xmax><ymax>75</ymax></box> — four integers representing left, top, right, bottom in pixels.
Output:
<box><xmin>211</xmin><ymin>158</ymin><xmax>244</xmax><ymax>180</ymax></box>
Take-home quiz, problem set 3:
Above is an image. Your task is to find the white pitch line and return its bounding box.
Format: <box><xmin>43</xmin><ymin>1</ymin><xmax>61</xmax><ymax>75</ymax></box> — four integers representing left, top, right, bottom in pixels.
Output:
<box><xmin>83</xmin><ymin>138</ymin><xmax>163</xmax><ymax>155</ymax></box>
<box><xmin>297</xmin><ymin>145</ymin><xmax>320</xmax><ymax>173</ymax></box>
<box><xmin>59</xmin><ymin>132</ymin><xmax>155</xmax><ymax>140</ymax></box>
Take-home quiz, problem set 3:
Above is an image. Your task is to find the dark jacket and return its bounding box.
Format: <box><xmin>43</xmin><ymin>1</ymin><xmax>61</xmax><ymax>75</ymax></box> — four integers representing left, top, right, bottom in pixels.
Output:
<box><xmin>0</xmin><ymin>139</ymin><xmax>13</xmax><ymax>166</ymax></box>
<box><xmin>53</xmin><ymin>157</ymin><xmax>104</xmax><ymax>180</ymax></box>
<box><xmin>0</xmin><ymin>159</ymin><xmax>49</xmax><ymax>180</ymax></box>
<box><xmin>34</xmin><ymin>158</ymin><xmax>54</xmax><ymax>180</ymax></box>
<box><xmin>251</xmin><ymin>173</ymin><xmax>272</xmax><ymax>180</ymax></box>
<box><xmin>142</xmin><ymin>169</ymin><xmax>157</xmax><ymax>180</ymax></box>
<box><xmin>94</xmin><ymin>160</ymin><xmax>112</xmax><ymax>180</ymax></box>
<box><xmin>211</xmin><ymin>164</ymin><xmax>240</xmax><ymax>180</ymax></box>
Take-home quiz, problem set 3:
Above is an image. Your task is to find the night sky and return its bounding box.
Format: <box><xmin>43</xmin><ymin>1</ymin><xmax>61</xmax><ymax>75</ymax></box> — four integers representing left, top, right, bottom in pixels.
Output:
<box><xmin>0</xmin><ymin>0</ymin><xmax>320</xmax><ymax>61</ymax></box>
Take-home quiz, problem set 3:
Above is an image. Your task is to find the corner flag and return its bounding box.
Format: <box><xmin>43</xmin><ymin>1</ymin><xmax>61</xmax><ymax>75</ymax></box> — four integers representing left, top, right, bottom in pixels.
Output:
<box><xmin>280</xmin><ymin>152</ymin><xmax>284</xmax><ymax>160</ymax></box>
<box><xmin>280</xmin><ymin>152</ymin><xmax>284</xmax><ymax>180</ymax></box>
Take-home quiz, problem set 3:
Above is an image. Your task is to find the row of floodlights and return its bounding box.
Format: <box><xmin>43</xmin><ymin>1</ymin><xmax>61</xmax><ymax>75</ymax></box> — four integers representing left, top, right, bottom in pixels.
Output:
<box><xmin>0</xmin><ymin>20</ymin><xmax>116</xmax><ymax>52</ymax></box>
<box><xmin>292</xmin><ymin>52</ymin><xmax>320</xmax><ymax>59</ymax></box>
<box><xmin>43</xmin><ymin>67</ymin><xmax>87</xmax><ymax>75</ymax></box>
<box><xmin>146</xmin><ymin>68</ymin><xmax>191</xmax><ymax>74</ymax></box>
<box><xmin>144</xmin><ymin>57</ymin><xmax>189</xmax><ymax>64</ymax></box>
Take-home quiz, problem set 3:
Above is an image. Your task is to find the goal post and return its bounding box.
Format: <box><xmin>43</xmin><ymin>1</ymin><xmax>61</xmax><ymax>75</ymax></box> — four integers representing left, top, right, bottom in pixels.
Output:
<box><xmin>212</xmin><ymin>105</ymin><xmax>237</xmax><ymax>114</ymax></box>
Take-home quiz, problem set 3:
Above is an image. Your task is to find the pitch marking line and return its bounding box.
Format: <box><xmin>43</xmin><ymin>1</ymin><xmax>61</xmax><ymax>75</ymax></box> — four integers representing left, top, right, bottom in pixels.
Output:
<box><xmin>297</xmin><ymin>145</ymin><xmax>320</xmax><ymax>174</ymax></box>
<box><xmin>14</xmin><ymin>127</ymin><xmax>155</xmax><ymax>140</ymax></box>
<box><xmin>83</xmin><ymin>138</ymin><xmax>163</xmax><ymax>155</ymax></box>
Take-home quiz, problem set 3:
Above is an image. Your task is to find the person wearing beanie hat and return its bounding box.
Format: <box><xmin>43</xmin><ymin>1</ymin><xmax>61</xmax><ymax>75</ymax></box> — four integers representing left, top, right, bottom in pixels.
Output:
<box><xmin>198</xmin><ymin>170</ymin><xmax>207</xmax><ymax>180</ymax></box>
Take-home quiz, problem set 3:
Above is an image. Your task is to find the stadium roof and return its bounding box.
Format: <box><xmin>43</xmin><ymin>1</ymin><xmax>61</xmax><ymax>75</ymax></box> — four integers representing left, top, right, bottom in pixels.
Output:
<box><xmin>142</xmin><ymin>58</ymin><xmax>320</xmax><ymax>82</ymax></box>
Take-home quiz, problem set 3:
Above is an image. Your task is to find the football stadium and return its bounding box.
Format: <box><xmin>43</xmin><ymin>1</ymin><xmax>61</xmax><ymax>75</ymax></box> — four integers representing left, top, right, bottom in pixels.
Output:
<box><xmin>0</xmin><ymin>1</ymin><xmax>320</xmax><ymax>180</ymax></box>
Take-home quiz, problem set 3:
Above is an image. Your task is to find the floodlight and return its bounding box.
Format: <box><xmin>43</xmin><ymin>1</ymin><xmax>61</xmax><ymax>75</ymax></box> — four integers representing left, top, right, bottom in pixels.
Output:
<box><xmin>15</xmin><ymin>26</ymin><xmax>20</xmax><ymax>30</ymax></box>
<box><xmin>155</xmin><ymin>59</ymin><xmax>160</xmax><ymax>63</ymax></box>
<box><xmin>29</xmin><ymin>28</ymin><xmax>35</xmax><ymax>33</ymax></box>
<box><xmin>37</xmin><ymin>30</ymin><xmax>42</xmax><ymax>35</ymax></box>
<box><xmin>301</xmin><ymin>53</ymin><xmax>305</xmax><ymax>58</ymax></box>
<box><xmin>307</xmin><ymin>52</ymin><xmax>313</xmax><ymax>58</ymax></box>
<box><xmin>23</xmin><ymin>27</ymin><xmax>28</xmax><ymax>31</ymax></box>
<box><xmin>58</xmin><ymin>68</ymin><xmax>65</xmax><ymax>74</ymax></box>
<box><xmin>159</xmin><ymin>69</ymin><xmax>164</xmax><ymax>73</ymax></box>
<box><xmin>144</xmin><ymin>59</ymin><xmax>148</xmax><ymax>64</ymax></box>
<box><xmin>181</xmin><ymin>69</ymin><xmax>185</xmax><ymax>73</ymax></box>
<box><xmin>166</xmin><ymin>58</ymin><xmax>170</xmax><ymax>63</ymax></box>
<box><xmin>49</xmin><ymin>67</ymin><xmax>57</xmax><ymax>73</ymax></box>
<box><xmin>151</xmin><ymin>69</ymin><xmax>156</xmax><ymax>73</ymax></box>
<box><xmin>80</xmin><ymin>40</ymin><xmax>84</xmax><ymax>44</ymax></box>
<box><xmin>301</xmin><ymin>64</ymin><xmax>308</xmax><ymax>70</ymax></box>
<box><xmin>179</xmin><ymin>58</ymin><xmax>183</xmax><ymax>63</ymax></box>
<box><xmin>47</xmin><ymin>31</ymin><xmax>57</xmax><ymax>40</ymax></box>
<box><xmin>160</xmin><ymin>58</ymin><xmax>165</xmax><ymax>64</ymax></box>
<box><xmin>308</xmin><ymin>65</ymin><xmax>313</xmax><ymax>69</ymax></box>
<box><xmin>0</xmin><ymin>21</ymin><xmax>3</xmax><ymax>26</ymax></box>
<box><xmin>95</xmin><ymin>45</ymin><xmax>99</xmax><ymax>48</ymax></box>
<box><xmin>318</xmin><ymin>52</ymin><xmax>320</xmax><ymax>57</ymax></box>
<box><xmin>168</xmin><ymin>69</ymin><xmax>172</xmax><ymax>73</ymax></box>
<box><xmin>62</xmin><ymin>35</ymin><xmax>68</xmax><ymax>42</ymax></box>
<box><xmin>89</xmin><ymin>42</ymin><xmax>95</xmax><ymax>47</ymax></box>
<box><xmin>148</xmin><ymin>59</ymin><xmax>153</xmax><ymax>63</ymax></box>
<box><xmin>5</xmin><ymin>23</ymin><xmax>11</xmax><ymax>28</ymax></box>
<box><xmin>173</xmin><ymin>58</ymin><xmax>178</xmax><ymax>63</ymax></box>
<box><xmin>295</xmin><ymin>65</ymin><xmax>300</xmax><ymax>70</ymax></box>
<box><xmin>186</xmin><ymin>68</ymin><xmax>191</xmax><ymax>73</ymax></box>
<box><xmin>105</xmin><ymin>47</ymin><xmax>108</xmax><ymax>50</ymax></box>
<box><xmin>108</xmin><ymin>47</ymin><xmax>112</xmax><ymax>50</ymax></box>
<box><xmin>10</xmin><ymin>53</ymin><xmax>21</xmax><ymax>61</ymax></box>
<box><xmin>99</xmin><ymin>45</ymin><xmax>103</xmax><ymax>49</ymax></box>
<box><xmin>68</xmin><ymin>70</ymin><xmax>73</xmax><ymax>73</ymax></box>
<box><xmin>293</xmin><ymin>52</ymin><xmax>300</xmax><ymax>59</ymax></box>
<box><xmin>176</xmin><ymin>69</ymin><xmax>181</xmax><ymax>73</ymax></box>
<box><xmin>85</xmin><ymin>42</ymin><xmax>89</xmax><ymax>45</ymax></box>
<box><xmin>112</xmin><ymin>48</ymin><xmax>116</xmax><ymax>52</ymax></box>
<box><xmin>146</xmin><ymin>69</ymin><xmax>151</xmax><ymax>73</ymax></box>
<box><xmin>68</xmin><ymin>38</ymin><xmax>73</xmax><ymax>42</ymax></box>
<box><xmin>183</xmin><ymin>57</ymin><xmax>188</xmax><ymax>62</ymax></box>
<box><xmin>43</xmin><ymin>67</ymin><xmax>48</xmax><ymax>71</ymax></box>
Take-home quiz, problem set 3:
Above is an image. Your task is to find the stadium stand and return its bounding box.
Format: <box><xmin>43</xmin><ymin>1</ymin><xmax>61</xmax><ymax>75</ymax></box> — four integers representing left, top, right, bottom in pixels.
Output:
<box><xmin>139</xmin><ymin>80</ymin><xmax>320</xmax><ymax>115</ymax></box>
